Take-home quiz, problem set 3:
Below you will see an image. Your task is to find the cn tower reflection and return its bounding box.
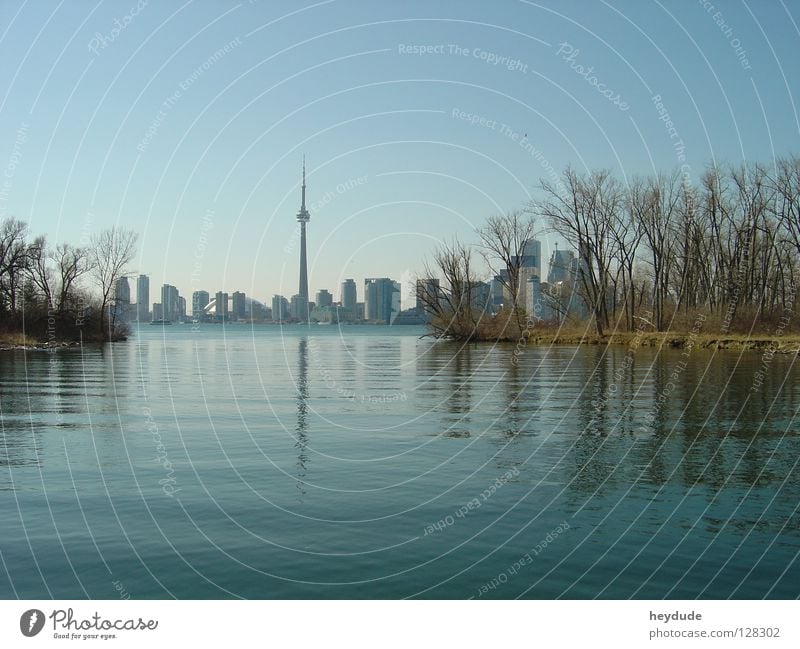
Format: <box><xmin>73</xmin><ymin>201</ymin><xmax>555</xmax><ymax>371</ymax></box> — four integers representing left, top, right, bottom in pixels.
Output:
<box><xmin>294</xmin><ymin>336</ymin><xmax>309</xmax><ymax>499</ymax></box>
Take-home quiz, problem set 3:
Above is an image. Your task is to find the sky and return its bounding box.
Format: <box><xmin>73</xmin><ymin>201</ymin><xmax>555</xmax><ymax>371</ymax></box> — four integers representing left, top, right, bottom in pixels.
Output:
<box><xmin>1</xmin><ymin>0</ymin><xmax>799</xmax><ymax>308</ymax></box>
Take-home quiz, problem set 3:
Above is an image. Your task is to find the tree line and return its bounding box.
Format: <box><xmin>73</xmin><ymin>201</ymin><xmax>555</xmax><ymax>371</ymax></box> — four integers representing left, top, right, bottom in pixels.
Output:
<box><xmin>420</xmin><ymin>157</ymin><xmax>800</xmax><ymax>340</ymax></box>
<box><xmin>0</xmin><ymin>217</ymin><xmax>137</xmax><ymax>343</ymax></box>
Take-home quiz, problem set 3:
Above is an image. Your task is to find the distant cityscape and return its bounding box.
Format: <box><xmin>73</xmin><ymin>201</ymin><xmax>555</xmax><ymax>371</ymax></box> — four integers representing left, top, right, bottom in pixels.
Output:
<box><xmin>111</xmin><ymin>161</ymin><xmax>579</xmax><ymax>327</ymax></box>
<box><xmin>112</xmin><ymin>239</ymin><xmax>579</xmax><ymax>327</ymax></box>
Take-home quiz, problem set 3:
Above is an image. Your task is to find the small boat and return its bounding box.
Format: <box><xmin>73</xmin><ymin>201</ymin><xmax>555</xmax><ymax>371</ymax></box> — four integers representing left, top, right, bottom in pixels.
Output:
<box><xmin>149</xmin><ymin>320</ymin><xmax>173</xmax><ymax>325</ymax></box>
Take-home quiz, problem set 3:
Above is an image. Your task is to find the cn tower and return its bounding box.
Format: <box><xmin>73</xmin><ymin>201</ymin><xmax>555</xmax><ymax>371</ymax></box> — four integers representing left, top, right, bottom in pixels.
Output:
<box><xmin>296</xmin><ymin>157</ymin><xmax>310</xmax><ymax>322</ymax></box>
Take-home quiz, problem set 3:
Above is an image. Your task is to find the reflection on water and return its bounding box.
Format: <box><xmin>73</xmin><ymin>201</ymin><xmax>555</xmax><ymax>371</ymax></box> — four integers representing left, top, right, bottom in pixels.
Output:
<box><xmin>0</xmin><ymin>325</ymin><xmax>798</xmax><ymax>598</ymax></box>
<box><xmin>295</xmin><ymin>337</ymin><xmax>309</xmax><ymax>499</ymax></box>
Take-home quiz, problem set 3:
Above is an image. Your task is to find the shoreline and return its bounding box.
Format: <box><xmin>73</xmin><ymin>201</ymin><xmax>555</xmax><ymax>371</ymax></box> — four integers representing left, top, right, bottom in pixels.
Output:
<box><xmin>494</xmin><ymin>331</ymin><xmax>800</xmax><ymax>353</ymax></box>
<box><xmin>0</xmin><ymin>340</ymin><xmax>82</xmax><ymax>352</ymax></box>
<box><xmin>3</xmin><ymin>330</ymin><xmax>800</xmax><ymax>354</ymax></box>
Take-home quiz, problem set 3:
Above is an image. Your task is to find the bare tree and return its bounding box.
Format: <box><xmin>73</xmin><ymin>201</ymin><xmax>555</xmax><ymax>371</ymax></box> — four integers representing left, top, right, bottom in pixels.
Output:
<box><xmin>773</xmin><ymin>157</ymin><xmax>800</xmax><ymax>252</ymax></box>
<box><xmin>536</xmin><ymin>168</ymin><xmax>622</xmax><ymax>335</ymax></box>
<box><xmin>0</xmin><ymin>218</ymin><xmax>29</xmax><ymax>316</ymax></box>
<box><xmin>611</xmin><ymin>183</ymin><xmax>644</xmax><ymax>330</ymax></box>
<box><xmin>476</xmin><ymin>209</ymin><xmax>538</xmax><ymax>335</ymax></box>
<box><xmin>51</xmin><ymin>243</ymin><xmax>93</xmax><ymax>314</ymax></box>
<box><xmin>90</xmin><ymin>227</ymin><xmax>137</xmax><ymax>340</ymax></box>
<box><xmin>635</xmin><ymin>173</ymin><xmax>681</xmax><ymax>330</ymax></box>
<box><xmin>26</xmin><ymin>235</ymin><xmax>53</xmax><ymax>308</ymax></box>
<box><xmin>418</xmin><ymin>238</ymin><xmax>487</xmax><ymax>341</ymax></box>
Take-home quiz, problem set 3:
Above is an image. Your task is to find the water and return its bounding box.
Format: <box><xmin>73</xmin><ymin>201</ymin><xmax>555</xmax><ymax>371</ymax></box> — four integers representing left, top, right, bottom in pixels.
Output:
<box><xmin>1</xmin><ymin>324</ymin><xmax>798</xmax><ymax>599</ymax></box>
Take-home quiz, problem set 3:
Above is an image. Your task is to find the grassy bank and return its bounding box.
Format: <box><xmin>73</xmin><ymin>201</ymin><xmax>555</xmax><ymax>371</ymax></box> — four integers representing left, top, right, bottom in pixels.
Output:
<box><xmin>501</xmin><ymin>330</ymin><xmax>800</xmax><ymax>353</ymax></box>
<box><xmin>0</xmin><ymin>332</ymin><xmax>83</xmax><ymax>350</ymax></box>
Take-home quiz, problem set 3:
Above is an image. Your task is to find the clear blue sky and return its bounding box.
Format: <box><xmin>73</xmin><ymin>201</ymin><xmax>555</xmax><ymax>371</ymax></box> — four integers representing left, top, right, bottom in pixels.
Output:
<box><xmin>1</xmin><ymin>0</ymin><xmax>798</xmax><ymax>307</ymax></box>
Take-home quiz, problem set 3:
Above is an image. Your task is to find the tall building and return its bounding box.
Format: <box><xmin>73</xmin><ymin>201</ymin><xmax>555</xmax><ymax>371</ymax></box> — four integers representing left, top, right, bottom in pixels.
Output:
<box><xmin>547</xmin><ymin>247</ymin><xmax>575</xmax><ymax>284</ymax></box>
<box><xmin>215</xmin><ymin>291</ymin><xmax>229</xmax><ymax>321</ymax></box>
<box><xmin>315</xmin><ymin>289</ymin><xmax>333</xmax><ymax>309</ymax></box>
<box><xmin>364</xmin><ymin>277</ymin><xmax>401</xmax><ymax>324</ymax></box>
<box><xmin>111</xmin><ymin>277</ymin><xmax>131</xmax><ymax>323</ymax></box>
<box><xmin>528</xmin><ymin>275</ymin><xmax>543</xmax><ymax>319</ymax></box>
<box><xmin>341</xmin><ymin>279</ymin><xmax>357</xmax><ymax>311</ymax></box>
<box><xmin>114</xmin><ymin>277</ymin><xmax>131</xmax><ymax>304</ymax></box>
<box><xmin>152</xmin><ymin>302</ymin><xmax>163</xmax><ymax>321</ymax></box>
<box><xmin>452</xmin><ymin>281</ymin><xmax>491</xmax><ymax>314</ymax></box>
<box><xmin>251</xmin><ymin>301</ymin><xmax>268</xmax><ymax>321</ymax></box>
<box><xmin>137</xmin><ymin>275</ymin><xmax>150</xmax><ymax>322</ymax></box>
<box><xmin>272</xmin><ymin>295</ymin><xmax>288</xmax><ymax>321</ymax></box>
<box><xmin>290</xmin><ymin>294</ymin><xmax>308</xmax><ymax>321</ymax></box>
<box><xmin>232</xmin><ymin>291</ymin><xmax>246</xmax><ymax>320</ymax></box>
<box><xmin>518</xmin><ymin>238</ymin><xmax>541</xmax><ymax>271</ymax></box>
<box><xmin>504</xmin><ymin>238</ymin><xmax>542</xmax><ymax>311</ymax></box>
<box><xmin>295</xmin><ymin>158</ymin><xmax>311</xmax><ymax>322</ymax></box>
<box><xmin>415</xmin><ymin>278</ymin><xmax>440</xmax><ymax>312</ymax></box>
<box><xmin>161</xmin><ymin>284</ymin><xmax>180</xmax><ymax>322</ymax></box>
<box><xmin>192</xmin><ymin>290</ymin><xmax>210</xmax><ymax>319</ymax></box>
<box><xmin>490</xmin><ymin>274</ymin><xmax>505</xmax><ymax>309</ymax></box>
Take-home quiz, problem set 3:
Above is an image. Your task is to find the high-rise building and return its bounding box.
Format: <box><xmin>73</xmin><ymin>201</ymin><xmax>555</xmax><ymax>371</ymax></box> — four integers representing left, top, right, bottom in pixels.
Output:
<box><xmin>504</xmin><ymin>238</ymin><xmax>541</xmax><ymax>311</ymax></box>
<box><xmin>272</xmin><ymin>295</ymin><xmax>288</xmax><ymax>321</ymax></box>
<box><xmin>111</xmin><ymin>277</ymin><xmax>131</xmax><ymax>323</ymax></box>
<box><xmin>528</xmin><ymin>275</ymin><xmax>544</xmax><ymax>320</ymax></box>
<box><xmin>364</xmin><ymin>278</ymin><xmax>401</xmax><ymax>324</ymax></box>
<box><xmin>290</xmin><ymin>294</ymin><xmax>308</xmax><ymax>321</ymax></box>
<box><xmin>295</xmin><ymin>158</ymin><xmax>311</xmax><ymax>322</ymax></box>
<box><xmin>315</xmin><ymin>289</ymin><xmax>332</xmax><ymax>309</ymax></box>
<box><xmin>152</xmin><ymin>303</ymin><xmax>163</xmax><ymax>321</ymax></box>
<box><xmin>160</xmin><ymin>284</ymin><xmax>180</xmax><ymax>322</ymax></box>
<box><xmin>251</xmin><ymin>301</ymin><xmax>268</xmax><ymax>321</ymax></box>
<box><xmin>215</xmin><ymin>291</ymin><xmax>228</xmax><ymax>321</ymax></box>
<box><xmin>177</xmin><ymin>295</ymin><xmax>186</xmax><ymax>321</ymax></box>
<box><xmin>137</xmin><ymin>275</ymin><xmax>150</xmax><ymax>322</ymax></box>
<box><xmin>547</xmin><ymin>247</ymin><xmax>575</xmax><ymax>284</ymax></box>
<box><xmin>192</xmin><ymin>290</ymin><xmax>210</xmax><ymax>319</ymax></box>
<box><xmin>232</xmin><ymin>291</ymin><xmax>246</xmax><ymax>320</ymax></box>
<box><xmin>544</xmin><ymin>245</ymin><xmax>586</xmax><ymax>321</ymax></box>
<box><xmin>415</xmin><ymin>278</ymin><xmax>440</xmax><ymax>312</ymax></box>
<box><xmin>114</xmin><ymin>277</ymin><xmax>131</xmax><ymax>304</ymax></box>
<box><xmin>473</xmin><ymin>282</ymin><xmax>492</xmax><ymax>312</ymax></box>
<box><xmin>452</xmin><ymin>281</ymin><xmax>492</xmax><ymax>314</ymax></box>
<box><xmin>490</xmin><ymin>274</ymin><xmax>505</xmax><ymax>309</ymax></box>
<box><xmin>341</xmin><ymin>279</ymin><xmax>357</xmax><ymax>311</ymax></box>
<box><xmin>519</xmin><ymin>238</ymin><xmax>541</xmax><ymax>272</ymax></box>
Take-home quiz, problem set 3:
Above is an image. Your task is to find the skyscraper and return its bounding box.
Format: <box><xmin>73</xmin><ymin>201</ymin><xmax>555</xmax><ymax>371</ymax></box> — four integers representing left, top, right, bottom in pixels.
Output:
<box><xmin>137</xmin><ymin>275</ymin><xmax>149</xmax><ymax>322</ymax></box>
<box><xmin>112</xmin><ymin>277</ymin><xmax>131</xmax><ymax>323</ymax></box>
<box><xmin>415</xmin><ymin>278</ymin><xmax>440</xmax><ymax>312</ymax></box>
<box><xmin>177</xmin><ymin>295</ymin><xmax>186</xmax><ymax>321</ymax></box>
<box><xmin>272</xmin><ymin>295</ymin><xmax>288</xmax><ymax>321</ymax></box>
<box><xmin>364</xmin><ymin>278</ymin><xmax>401</xmax><ymax>324</ymax></box>
<box><xmin>547</xmin><ymin>247</ymin><xmax>575</xmax><ymax>284</ymax></box>
<box><xmin>232</xmin><ymin>291</ymin><xmax>246</xmax><ymax>320</ymax></box>
<box><xmin>215</xmin><ymin>291</ymin><xmax>228</xmax><ymax>321</ymax></box>
<box><xmin>505</xmin><ymin>238</ymin><xmax>541</xmax><ymax>310</ymax></box>
<box><xmin>114</xmin><ymin>277</ymin><xmax>131</xmax><ymax>304</ymax></box>
<box><xmin>295</xmin><ymin>158</ymin><xmax>310</xmax><ymax>322</ymax></box>
<box><xmin>192</xmin><ymin>290</ymin><xmax>210</xmax><ymax>319</ymax></box>
<box><xmin>315</xmin><ymin>289</ymin><xmax>332</xmax><ymax>308</ymax></box>
<box><xmin>341</xmin><ymin>279</ymin><xmax>357</xmax><ymax>311</ymax></box>
<box><xmin>161</xmin><ymin>284</ymin><xmax>180</xmax><ymax>322</ymax></box>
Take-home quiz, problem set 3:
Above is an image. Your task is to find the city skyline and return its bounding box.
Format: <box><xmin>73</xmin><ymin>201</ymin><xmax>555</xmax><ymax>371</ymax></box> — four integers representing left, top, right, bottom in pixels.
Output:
<box><xmin>122</xmin><ymin>232</ymin><xmax>556</xmax><ymax>325</ymax></box>
<box><xmin>2</xmin><ymin>2</ymin><xmax>798</xmax><ymax>306</ymax></box>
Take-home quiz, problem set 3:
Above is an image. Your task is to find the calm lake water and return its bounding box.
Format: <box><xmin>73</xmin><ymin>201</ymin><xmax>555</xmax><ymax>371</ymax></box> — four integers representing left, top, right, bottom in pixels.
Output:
<box><xmin>1</xmin><ymin>324</ymin><xmax>798</xmax><ymax>599</ymax></box>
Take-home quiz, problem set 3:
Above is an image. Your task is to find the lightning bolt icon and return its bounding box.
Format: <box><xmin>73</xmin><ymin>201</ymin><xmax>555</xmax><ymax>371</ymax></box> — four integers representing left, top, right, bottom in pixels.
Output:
<box><xmin>28</xmin><ymin>611</ymin><xmax>37</xmax><ymax>632</ymax></box>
